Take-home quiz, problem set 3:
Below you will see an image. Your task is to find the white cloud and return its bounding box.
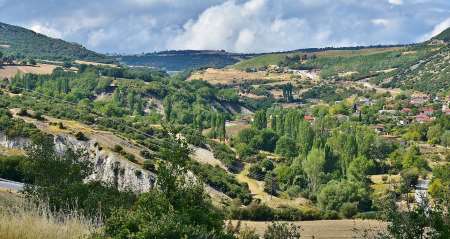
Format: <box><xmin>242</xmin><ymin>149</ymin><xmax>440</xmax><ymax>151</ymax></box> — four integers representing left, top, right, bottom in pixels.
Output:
<box><xmin>388</xmin><ymin>0</ymin><xmax>403</xmax><ymax>5</ymax></box>
<box><xmin>2</xmin><ymin>0</ymin><xmax>450</xmax><ymax>53</ymax></box>
<box><xmin>28</xmin><ymin>22</ymin><xmax>62</xmax><ymax>38</ymax></box>
<box><xmin>420</xmin><ymin>17</ymin><xmax>450</xmax><ymax>41</ymax></box>
<box><xmin>168</xmin><ymin>0</ymin><xmax>330</xmax><ymax>53</ymax></box>
<box><xmin>371</xmin><ymin>18</ymin><xmax>392</xmax><ymax>28</ymax></box>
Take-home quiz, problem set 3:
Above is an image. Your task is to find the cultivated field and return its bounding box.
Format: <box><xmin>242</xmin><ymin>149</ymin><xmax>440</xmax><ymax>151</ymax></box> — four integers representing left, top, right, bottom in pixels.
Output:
<box><xmin>188</xmin><ymin>68</ymin><xmax>293</xmax><ymax>85</ymax></box>
<box><xmin>74</xmin><ymin>60</ymin><xmax>117</xmax><ymax>67</ymax></box>
<box><xmin>234</xmin><ymin>219</ymin><xmax>387</xmax><ymax>239</ymax></box>
<box><xmin>0</xmin><ymin>64</ymin><xmax>57</xmax><ymax>79</ymax></box>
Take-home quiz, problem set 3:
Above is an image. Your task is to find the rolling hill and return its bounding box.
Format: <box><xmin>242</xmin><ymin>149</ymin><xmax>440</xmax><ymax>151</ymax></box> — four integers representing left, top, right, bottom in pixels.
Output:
<box><xmin>0</xmin><ymin>22</ymin><xmax>113</xmax><ymax>62</ymax></box>
<box><xmin>118</xmin><ymin>50</ymin><xmax>255</xmax><ymax>71</ymax></box>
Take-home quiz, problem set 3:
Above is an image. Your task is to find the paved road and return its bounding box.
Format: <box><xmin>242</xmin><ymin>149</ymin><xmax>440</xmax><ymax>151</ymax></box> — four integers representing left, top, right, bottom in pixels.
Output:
<box><xmin>0</xmin><ymin>178</ymin><xmax>24</xmax><ymax>191</ymax></box>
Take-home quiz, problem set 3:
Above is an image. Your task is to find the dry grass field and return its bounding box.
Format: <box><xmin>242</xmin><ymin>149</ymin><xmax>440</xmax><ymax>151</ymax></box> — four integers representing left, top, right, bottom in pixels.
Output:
<box><xmin>188</xmin><ymin>68</ymin><xmax>292</xmax><ymax>85</ymax></box>
<box><xmin>234</xmin><ymin>219</ymin><xmax>387</xmax><ymax>239</ymax></box>
<box><xmin>0</xmin><ymin>192</ymin><xmax>95</xmax><ymax>239</ymax></box>
<box><xmin>74</xmin><ymin>60</ymin><xmax>117</xmax><ymax>67</ymax></box>
<box><xmin>0</xmin><ymin>64</ymin><xmax>57</xmax><ymax>79</ymax></box>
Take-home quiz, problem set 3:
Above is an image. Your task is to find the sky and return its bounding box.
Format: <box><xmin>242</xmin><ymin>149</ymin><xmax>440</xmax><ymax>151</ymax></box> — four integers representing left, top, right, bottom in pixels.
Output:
<box><xmin>1</xmin><ymin>0</ymin><xmax>450</xmax><ymax>54</ymax></box>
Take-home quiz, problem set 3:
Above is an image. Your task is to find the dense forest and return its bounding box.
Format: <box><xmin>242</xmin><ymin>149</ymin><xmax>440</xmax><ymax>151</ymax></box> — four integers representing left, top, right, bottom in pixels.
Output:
<box><xmin>0</xmin><ymin>22</ymin><xmax>113</xmax><ymax>62</ymax></box>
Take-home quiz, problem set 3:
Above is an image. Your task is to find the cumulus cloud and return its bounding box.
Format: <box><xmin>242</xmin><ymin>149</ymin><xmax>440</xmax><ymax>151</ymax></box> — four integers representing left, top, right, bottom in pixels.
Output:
<box><xmin>372</xmin><ymin>19</ymin><xmax>394</xmax><ymax>28</ymax></box>
<box><xmin>421</xmin><ymin>17</ymin><xmax>450</xmax><ymax>41</ymax></box>
<box><xmin>29</xmin><ymin>22</ymin><xmax>63</xmax><ymax>39</ymax></box>
<box><xmin>0</xmin><ymin>0</ymin><xmax>449</xmax><ymax>53</ymax></box>
<box><xmin>388</xmin><ymin>0</ymin><xmax>403</xmax><ymax>5</ymax></box>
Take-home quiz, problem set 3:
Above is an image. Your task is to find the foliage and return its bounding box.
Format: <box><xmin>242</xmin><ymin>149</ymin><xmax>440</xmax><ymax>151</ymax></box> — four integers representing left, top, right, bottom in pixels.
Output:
<box><xmin>102</xmin><ymin>139</ymin><xmax>232</xmax><ymax>239</ymax></box>
<box><xmin>377</xmin><ymin>192</ymin><xmax>450</xmax><ymax>239</ymax></box>
<box><xmin>22</xmin><ymin>139</ymin><xmax>136</xmax><ymax>218</ymax></box>
<box><xmin>0</xmin><ymin>22</ymin><xmax>111</xmax><ymax>62</ymax></box>
<box><xmin>263</xmin><ymin>222</ymin><xmax>301</xmax><ymax>239</ymax></box>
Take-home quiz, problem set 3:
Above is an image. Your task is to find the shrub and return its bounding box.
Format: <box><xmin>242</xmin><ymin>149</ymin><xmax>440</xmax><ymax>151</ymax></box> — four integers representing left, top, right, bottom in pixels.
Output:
<box><xmin>263</xmin><ymin>222</ymin><xmax>301</xmax><ymax>239</ymax></box>
<box><xmin>112</xmin><ymin>145</ymin><xmax>123</xmax><ymax>153</ymax></box>
<box><xmin>339</xmin><ymin>202</ymin><xmax>358</xmax><ymax>218</ymax></box>
<box><xmin>125</xmin><ymin>153</ymin><xmax>137</xmax><ymax>163</ymax></box>
<box><xmin>74</xmin><ymin>132</ymin><xmax>88</xmax><ymax>141</ymax></box>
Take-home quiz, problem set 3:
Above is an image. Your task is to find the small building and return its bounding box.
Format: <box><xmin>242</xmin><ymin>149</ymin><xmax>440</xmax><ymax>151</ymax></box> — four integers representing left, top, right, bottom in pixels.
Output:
<box><xmin>410</xmin><ymin>92</ymin><xmax>430</xmax><ymax>105</ymax></box>
<box><xmin>401</xmin><ymin>108</ymin><xmax>412</xmax><ymax>114</ymax></box>
<box><xmin>304</xmin><ymin>115</ymin><xmax>315</xmax><ymax>122</ymax></box>
<box><xmin>416</xmin><ymin>113</ymin><xmax>433</xmax><ymax>123</ymax></box>
<box><xmin>421</xmin><ymin>107</ymin><xmax>434</xmax><ymax>116</ymax></box>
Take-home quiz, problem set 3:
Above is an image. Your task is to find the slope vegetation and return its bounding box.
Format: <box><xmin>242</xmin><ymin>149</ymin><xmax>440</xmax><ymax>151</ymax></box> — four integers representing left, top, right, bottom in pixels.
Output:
<box><xmin>0</xmin><ymin>22</ymin><xmax>111</xmax><ymax>62</ymax></box>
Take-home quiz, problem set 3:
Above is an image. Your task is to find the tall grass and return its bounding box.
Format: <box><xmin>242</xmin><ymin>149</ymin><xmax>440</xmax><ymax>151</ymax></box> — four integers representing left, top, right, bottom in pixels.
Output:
<box><xmin>0</xmin><ymin>197</ymin><xmax>97</xmax><ymax>239</ymax></box>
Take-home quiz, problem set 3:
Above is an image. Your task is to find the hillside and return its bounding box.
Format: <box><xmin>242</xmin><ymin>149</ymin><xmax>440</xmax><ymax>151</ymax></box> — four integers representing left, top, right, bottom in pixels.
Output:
<box><xmin>119</xmin><ymin>50</ymin><xmax>254</xmax><ymax>71</ymax></box>
<box><xmin>383</xmin><ymin>45</ymin><xmax>450</xmax><ymax>93</ymax></box>
<box><xmin>432</xmin><ymin>27</ymin><xmax>450</xmax><ymax>43</ymax></box>
<box><xmin>0</xmin><ymin>22</ymin><xmax>112</xmax><ymax>62</ymax></box>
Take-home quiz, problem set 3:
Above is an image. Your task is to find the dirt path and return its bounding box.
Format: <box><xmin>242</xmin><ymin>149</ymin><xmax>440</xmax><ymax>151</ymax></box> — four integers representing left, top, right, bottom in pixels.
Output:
<box><xmin>236</xmin><ymin>164</ymin><xmax>311</xmax><ymax>208</ymax></box>
<box><xmin>233</xmin><ymin>220</ymin><xmax>386</xmax><ymax>239</ymax></box>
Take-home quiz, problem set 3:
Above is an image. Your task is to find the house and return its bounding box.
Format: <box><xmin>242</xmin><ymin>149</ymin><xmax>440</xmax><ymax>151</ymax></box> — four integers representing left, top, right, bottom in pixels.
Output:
<box><xmin>444</xmin><ymin>109</ymin><xmax>450</xmax><ymax>116</ymax></box>
<box><xmin>410</xmin><ymin>92</ymin><xmax>430</xmax><ymax>105</ymax></box>
<box><xmin>416</xmin><ymin>113</ymin><xmax>433</xmax><ymax>123</ymax></box>
<box><xmin>401</xmin><ymin>108</ymin><xmax>412</xmax><ymax>114</ymax></box>
<box><xmin>378</xmin><ymin>109</ymin><xmax>397</xmax><ymax>115</ymax></box>
<box><xmin>422</xmin><ymin>107</ymin><xmax>434</xmax><ymax>116</ymax></box>
<box><xmin>304</xmin><ymin>115</ymin><xmax>315</xmax><ymax>122</ymax></box>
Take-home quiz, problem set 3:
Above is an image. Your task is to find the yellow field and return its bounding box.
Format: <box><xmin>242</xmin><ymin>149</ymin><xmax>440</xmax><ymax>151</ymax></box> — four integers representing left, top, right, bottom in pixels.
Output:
<box><xmin>188</xmin><ymin>68</ymin><xmax>293</xmax><ymax>85</ymax></box>
<box><xmin>0</xmin><ymin>193</ymin><xmax>95</xmax><ymax>239</ymax></box>
<box><xmin>234</xmin><ymin>219</ymin><xmax>387</xmax><ymax>239</ymax></box>
<box><xmin>74</xmin><ymin>60</ymin><xmax>117</xmax><ymax>67</ymax></box>
<box><xmin>0</xmin><ymin>64</ymin><xmax>57</xmax><ymax>79</ymax></box>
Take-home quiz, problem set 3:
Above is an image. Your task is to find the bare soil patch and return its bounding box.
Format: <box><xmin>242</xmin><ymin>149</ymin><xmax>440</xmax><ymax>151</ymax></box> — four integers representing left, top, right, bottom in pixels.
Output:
<box><xmin>0</xmin><ymin>64</ymin><xmax>57</xmax><ymax>79</ymax></box>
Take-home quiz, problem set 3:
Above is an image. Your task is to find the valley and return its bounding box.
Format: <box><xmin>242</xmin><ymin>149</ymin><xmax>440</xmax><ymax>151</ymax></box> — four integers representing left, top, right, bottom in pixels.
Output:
<box><xmin>0</xmin><ymin>19</ymin><xmax>449</xmax><ymax>239</ymax></box>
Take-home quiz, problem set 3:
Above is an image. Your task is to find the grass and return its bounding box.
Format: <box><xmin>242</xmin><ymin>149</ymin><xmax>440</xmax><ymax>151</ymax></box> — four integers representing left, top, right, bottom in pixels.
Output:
<box><xmin>233</xmin><ymin>53</ymin><xmax>290</xmax><ymax>70</ymax></box>
<box><xmin>235</xmin><ymin>219</ymin><xmax>387</xmax><ymax>238</ymax></box>
<box><xmin>236</xmin><ymin>164</ymin><xmax>312</xmax><ymax>209</ymax></box>
<box><xmin>0</xmin><ymin>194</ymin><xmax>96</xmax><ymax>239</ymax></box>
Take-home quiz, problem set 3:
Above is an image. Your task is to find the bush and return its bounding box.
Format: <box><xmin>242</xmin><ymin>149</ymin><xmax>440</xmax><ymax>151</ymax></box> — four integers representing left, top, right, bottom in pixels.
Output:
<box><xmin>354</xmin><ymin>211</ymin><xmax>381</xmax><ymax>220</ymax></box>
<box><xmin>125</xmin><ymin>153</ymin><xmax>137</xmax><ymax>163</ymax></box>
<box><xmin>0</xmin><ymin>155</ymin><xmax>26</xmax><ymax>182</ymax></box>
<box><xmin>263</xmin><ymin>222</ymin><xmax>301</xmax><ymax>239</ymax></box>
<box><xmin>112</xmin><ymin>145</ymin><xmax>123</xmax><ymax>153</ymax></box>
<box><xmin>339</xmin><ymin>202</ymin><xmax>358</xmax><ymax>218</ymax></box>
<box><xmin>75</xmin><ymin>132</ymin><xmax>88</xmax><ymax>141</ymax></box>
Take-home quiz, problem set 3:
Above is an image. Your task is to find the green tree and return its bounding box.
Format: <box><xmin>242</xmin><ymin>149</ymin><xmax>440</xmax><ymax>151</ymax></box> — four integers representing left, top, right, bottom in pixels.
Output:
<box><xmin>377</xmin><ymin>193</ymin><xmax>449</xmax><ymax>239</ymax></box>
<box><xmin>317</xmin><ymin>180</ymin><xmax>369</xmax><ymax>212</ymax></box>
<box><xmin>264</xmin><ymin>172</ymin><xmax>278</xmax><ymax>196</ymax></box>
<box><xmin>22</xmin><ymin>138</ymin><xmax>135</xmax><ymax>218</ymax></box>
<box><xmin>253</xmin><ymin>109</ymin><xmax>267</xmax><ymax>130</ymax></box>
<box><xmin>297</xmin><ymin>120</ymin><xmax>314</xmax><ymax>156</ymax></box>
<box><xmin>440</xmin><ymin>130</ymin><xmax>450</xmax><ymax>147</ymax></box>
<box><xmin>103</xmin><ymin>138</ymin><xmax>231</xmax><ymax>239</ymax></box>
<box><xmin>347</xmin><ymin>156</ymin><xmax>374</xmax><ymax>184</ymax></box>
<box><xmin>275</xmin><ymin>136</ymin><xmax>298</xmax><ymax>158</ymax></box>
<box><xmin>427</xmin><ymin>125</ymin><xmax>443</xmax><ymax>144</ymax></box>
<box><xmin>302</xmin><ymin>147</ymin><xmax>326</xmax><ymax>192</ymax></box>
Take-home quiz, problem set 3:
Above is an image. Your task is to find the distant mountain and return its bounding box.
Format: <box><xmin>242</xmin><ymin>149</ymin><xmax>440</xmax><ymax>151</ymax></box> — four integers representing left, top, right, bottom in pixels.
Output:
<box><xmin>0</xmin><ymin>22</ymin><xmax>113</xmax><ymax>62</ymax></box>
<box><xmin>119</xmin><ymin>50</ymin><xmax>256</xmax><ymax>71</ymax></box>
<box><xmin>431</xmin><ymin>27</ymin><xmax>450</xmax><ymax>43</ymax></box>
